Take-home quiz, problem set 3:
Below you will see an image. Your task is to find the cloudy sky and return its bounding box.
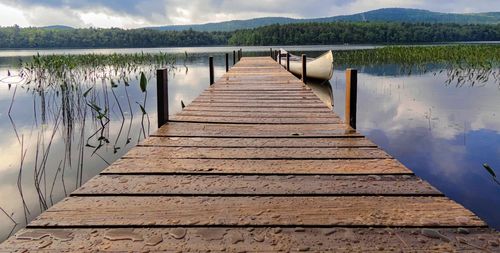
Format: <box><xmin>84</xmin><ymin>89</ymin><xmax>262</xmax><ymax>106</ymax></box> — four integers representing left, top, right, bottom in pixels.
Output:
<box><xmin>0</xmin><ymin>0</ymin><xmax>498</xmax><ymax>28</ymax></box>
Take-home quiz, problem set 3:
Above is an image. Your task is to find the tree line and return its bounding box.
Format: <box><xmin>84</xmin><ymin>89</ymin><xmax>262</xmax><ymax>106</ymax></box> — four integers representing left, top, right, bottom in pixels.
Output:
<box><xmin>228</xmin><ymin>22</ymin><xmax>500</xmax><ymax>45</ymax></box>
<box><xmin>0</xmin><ymin>22</ymin><xmax>499</xmax><ymax>49</ymax></box>
<box><xmin>0</xmin><ymin>26</ymin><xmax>230</xmax><ymax>48</ymax></box>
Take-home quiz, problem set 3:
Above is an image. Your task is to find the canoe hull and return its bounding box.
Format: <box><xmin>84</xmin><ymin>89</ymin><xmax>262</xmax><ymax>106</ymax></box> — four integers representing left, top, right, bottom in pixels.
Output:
<box><xmin>280</xmin><ymin>50</ymin><xmax>334</xmax><ymax>80</ymax></box>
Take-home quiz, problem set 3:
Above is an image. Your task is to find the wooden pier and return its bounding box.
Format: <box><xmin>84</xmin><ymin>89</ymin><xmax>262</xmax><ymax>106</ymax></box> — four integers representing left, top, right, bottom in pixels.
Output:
<box><xmin>1</xmin><ymin>57</ymin><xmax>498</xmax><ymax>252</ymax></box>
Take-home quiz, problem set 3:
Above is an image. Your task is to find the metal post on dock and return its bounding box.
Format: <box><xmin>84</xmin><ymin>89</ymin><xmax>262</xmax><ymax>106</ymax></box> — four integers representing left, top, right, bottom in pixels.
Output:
<box><xmin>278</xmin><ymin>52</ymin><xmax>282</xmax><ymax>65</ymax></box>
<box><xmin>270</xmin><ymin>48</ymin><xmax>273</xmax><ymax>58</ymax></box>
<box><xmin>301</xmin><ymin>54</ymin><xmax>307</xmax><ymax>83</ymax></box>
<box><xmin>239</xmin><ymin>49</ymin><xmax>242</xmax><ymax>61</ymax></box>
<box><xmin>209</xmin><ymin>56</ymin><xmax>214</xmax><ymax>85</ymax></box>
<box><xmin>225</xmin><ymin>53</ymin><xmax>229</xmax><ymax>72</ymax></box>
<box><xmin>156</xmin><ymin>68</ymin><xmax>169</xmax><ymax>128</ymax></box>
<box><xmin>345</xmin><ymin>68</ymin><xmax>358</xmax><ymax>129</ymax></box>
<box><xmin>233</xmin><ymin>50</ymin><xmax>236</xmax><ymax>65</ymax></box>
<box><xmin>286</xmin><ymin>52</ymin><xmax>290</xmax><ymax>71</ymax></box>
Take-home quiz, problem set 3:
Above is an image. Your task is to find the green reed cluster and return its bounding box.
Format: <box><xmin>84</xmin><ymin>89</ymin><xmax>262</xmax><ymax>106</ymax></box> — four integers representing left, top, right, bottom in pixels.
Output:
<box><xmin>334</xmin><ymin>45</ymin><xmax>500</xmax><ymax>86</ymax></box>
<box><xmin>334</xmin><ymin>45</ymin><xmax>500</xmax><ymax>67</ymax></box>
<box><xmin>19</xmin><ymin>52</ymin><xmax>176</xmax><ymax>88</ymax></box>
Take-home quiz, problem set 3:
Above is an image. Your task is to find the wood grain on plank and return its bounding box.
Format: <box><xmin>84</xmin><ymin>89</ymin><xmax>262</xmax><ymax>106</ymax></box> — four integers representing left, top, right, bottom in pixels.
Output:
<box><xmin>193</xmin><ymin>98</ymin><xmax>323</xmax><ymax>103</ymax></box>
<box><xmin>72</xmin><ymin>175</ymin><xmax>440</xmax><ymax>196</ymax></box>
<box><xmin>207</xmin><ymin>88</ymin><xmax>309</xmax><ymax>91</ymax></box>
<box><xmin>153</xmin><ymin>122</ymin><xmax>358</xmax><ymax>137</ymax></box>
<box><xmin>4</xmin><ymin>228</ymin><xmax>498</xmax><ymax>252</ymax></box>
<box><xmin>103</xmin><ymin>158</ymin><xmax>411</xmax><ymax>174</ymax></box>
<box><xmin>170</xmin><ymin>115</ymin><xmax>341</xmax><ymax>124</ymax></box>
<box><xmin>183</xmin><ymin>106</ymin><xmax>332</xmax><ymax>113</ymax></box>
<box><xmin>197</xmin><ymin>95</ymin><xmax>319</xmax><ymax>99</ymax></box>
<box><xmin>140</xmin><ymin>137</ymin><xmax>376</xmax><ymax>148</ymax></box>
<box><xmin>201</xmin><ymin>90</ymin><xmax>315</xmax><ymax>95</ymax></box>
<box><xmin>177</xmin><ymin>112</ymin><xmax>336</xmax><ymax>119</ymax></box>
<box><xmin>30</xmin><ymin>196</ymin><xmax>485</xmax><ymax>227</ymax></box>
<box><xmin>188</xmin><ymin>102</ymin><xmax>328</xmax><ymax>108</ymax></box>
<box><xmin>123</xmin><ymin>147</ymin><xmax>391</xmax><ymax>159</ymax></box>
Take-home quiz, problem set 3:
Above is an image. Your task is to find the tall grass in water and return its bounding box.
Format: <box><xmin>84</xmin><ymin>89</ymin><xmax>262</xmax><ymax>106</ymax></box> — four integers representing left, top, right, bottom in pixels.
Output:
<box><xmin>1</xmin><ymin>52</ymin><xmax>177</xmax><ymax>238</ymax></box>
<box><xmin>333</xmin><ymin>45</ymin><xmax>500</xmax><ymax>87</ymax></box>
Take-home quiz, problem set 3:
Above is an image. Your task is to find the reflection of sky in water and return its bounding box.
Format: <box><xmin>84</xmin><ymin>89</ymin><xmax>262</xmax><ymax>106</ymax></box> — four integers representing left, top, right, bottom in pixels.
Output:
<box><xmin>0</xmin><ymin>49</ymin><xmax>499</xmax><ymax>241</ymax></box>
<box><xmin>0</xmin><ymin>54</ymin><xmax>227</xmax><ymax>241</ymax></box>
<box><xmin>331</xmin><ymin>68</ymin><xmax>500</xmax><ymax>229</ymax></box>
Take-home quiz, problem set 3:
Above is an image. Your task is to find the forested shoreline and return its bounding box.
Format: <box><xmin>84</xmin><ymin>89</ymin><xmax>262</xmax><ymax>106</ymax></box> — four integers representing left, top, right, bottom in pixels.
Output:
<box><xmin>0</xmin><ymin>22</ymin><xmax>499</xmax><ymax>49</ymax></box>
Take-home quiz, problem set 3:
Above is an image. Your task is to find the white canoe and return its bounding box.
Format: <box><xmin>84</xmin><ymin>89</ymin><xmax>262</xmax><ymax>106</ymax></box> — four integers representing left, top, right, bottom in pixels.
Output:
<box><xmin>279</xmin><ymin>50</ymin><xmax>334</xmax><ymax>81</ymax></box>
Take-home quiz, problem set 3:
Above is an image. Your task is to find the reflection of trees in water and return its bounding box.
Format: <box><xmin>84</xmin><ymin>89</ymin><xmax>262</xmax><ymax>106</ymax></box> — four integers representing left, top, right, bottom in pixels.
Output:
<box><xmin>0</xmin><ymin>55</ymin><xmax>176</xmax><ymax>240</ymax></box>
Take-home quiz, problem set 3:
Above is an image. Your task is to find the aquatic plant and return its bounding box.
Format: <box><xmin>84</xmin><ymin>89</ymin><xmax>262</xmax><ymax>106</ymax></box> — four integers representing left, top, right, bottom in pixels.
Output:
<box><xmin>483</xmin><ymin>163</ymin><xmax>499</xmax><ymax>186</ymax></box>
<box><xmin>333</xmin><ymin>45</ymin><xmax>500</xmax><ymax>86</ymax></box>
<box><xmin>0</xmin><ymin>52</ymin><xmax>178</xmax><ymax>238</ymax></box>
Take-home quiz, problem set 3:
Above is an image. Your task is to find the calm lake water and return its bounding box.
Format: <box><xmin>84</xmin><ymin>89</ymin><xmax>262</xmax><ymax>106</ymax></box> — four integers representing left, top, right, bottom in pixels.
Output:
<box><xmin>0</xmin><ymin>45</ymin><xmax>499</xmax><ymax>241</ymax></box>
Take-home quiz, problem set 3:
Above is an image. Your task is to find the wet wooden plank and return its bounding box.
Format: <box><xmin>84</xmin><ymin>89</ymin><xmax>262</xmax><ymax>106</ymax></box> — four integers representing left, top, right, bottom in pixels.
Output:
<box><xmin>197</xmin><ymin>94</ymin><xmax>319</xmax><ymax>100</ymax></box>
<box><xmin>183</xmin><ymin>106</ymin><xmax>333</xmax><ymax>113</ymax></box>
<box><xmin>207</xmin><ymin>87</ymin><xmax>309</xmax><ymax>91</ymax></box>
<box><xmin>193</xmin><ymin>98</ymin><xmax>323</xmax><ymax>103</ymax></box>
<box><xmin>103</xmin><ymin>158</ymin><xmax>412</xmax><ymax>174</ymax></box>
<box><xmin>191</xmin><ymin>100</ymin><xmax>325</xmax><ymax>106</ymax></box>
<box><xmin>72</xmin><ymin>175</ymin><xmax>440</xmax><ymax>196</ymax></box>
<box><xmin>201</xmin><ymin>90</ymin><xmax>316</xmax><ymax>95</ymax></box>
<box><xmin>152</xmin><ymin>122</ymin><xmax>359</xmax><ymax>137</ymax></box>
<box><xmin>29</xmin><ymin>196</ymin><xmax>485</xmax><ymax>227</ymax></box>
<box><xmin>177</xmin><ymin>111</ymin><xmax>337</xmax><ymax>118</ymax></box>
<box><xmin>4</xmin><ymin>227</ymin><xmax>498</xmax><ymax>252</ymax></box>
<box><xmin>188</xmin><ymin>102</ymin><xmax>328</xmax><ymax>108</ymax></box>
<box><xmin>170</xmin><ymin>115</ymin><xmax>341</xmax><ymax>124</ymax></box>
<box><xmin>140</xmin><ymin>137</ymin><xmax>377</xmax><ymax>148</ymax></box>
<box><xmin>180</xmin><ymin>111</ymin><xmax>335</xmax><ymax>119</ymax></box>
<box><xmin>213</xmin><ymin>83</ymin><xmax>305</xmax><ymax>87</ymax></box>
<box><xmin>123</xmin><ymin>147</ymin><xmax>391</xmax><ymax>159</ymax></box>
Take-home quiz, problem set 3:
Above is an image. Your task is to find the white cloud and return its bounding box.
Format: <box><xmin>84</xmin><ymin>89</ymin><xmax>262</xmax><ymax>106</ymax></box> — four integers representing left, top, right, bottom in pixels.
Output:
<box><xmin>0</xmin><ymin>0</ymin><xmax>498</xmax><ymax>28</ymax></box>
<box><xmin>0</xmin><ymin>2</ymin><xmax>30</xmax><ymax>27</ymax></box>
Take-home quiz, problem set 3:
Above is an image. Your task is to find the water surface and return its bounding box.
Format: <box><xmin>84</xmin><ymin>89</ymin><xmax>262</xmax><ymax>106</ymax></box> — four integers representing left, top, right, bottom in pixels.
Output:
<box><xmin>0</xmin><ymin>46</ymin><xmax>499</xmax><ymax>242</ymax></box>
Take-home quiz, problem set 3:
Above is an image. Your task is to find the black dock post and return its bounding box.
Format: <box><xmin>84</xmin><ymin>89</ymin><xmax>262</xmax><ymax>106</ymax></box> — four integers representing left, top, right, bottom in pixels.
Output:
<box><xmin>209</xmin><ymin>56</ymin><xmax>214</xmax><ymax>85</ymax></box>
<box><xmin>301</xmin><ymin>54</ymin><xmax>307</xmax><ymax>83</ymax></box>
<box><xmin>345</xmin><ymin>68</ymin><xmax>358</xmax><ymax>129</ymax></box>
<box><xmin>156</xmin><ymin>68</ymin><xmax>169</xmax><ymax>128</ymax></box>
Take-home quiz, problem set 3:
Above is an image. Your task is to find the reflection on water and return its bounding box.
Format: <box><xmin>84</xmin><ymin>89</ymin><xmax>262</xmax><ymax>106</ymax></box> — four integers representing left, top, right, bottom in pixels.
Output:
<box><xmin>0</xmin><ymin>47</ymin><xmax>499</xmax><ymax>242</ymax></box>
<box><xmin>0</xmin><ymin>53</ymin><xmax>228</xmax><ymax>241</ymax></box>
<box><xmin>330</xmin><ymin>66</ymin><xmax>500</xmax><ymax>229</ymax></box>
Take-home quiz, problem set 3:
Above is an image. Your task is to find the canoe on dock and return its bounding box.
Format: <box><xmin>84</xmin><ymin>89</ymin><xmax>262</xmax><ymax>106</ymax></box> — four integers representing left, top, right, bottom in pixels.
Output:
<box><xmin>280</xmin><ymin>49</ymin><xmax>334</xmax><ymax>80</ymax></box>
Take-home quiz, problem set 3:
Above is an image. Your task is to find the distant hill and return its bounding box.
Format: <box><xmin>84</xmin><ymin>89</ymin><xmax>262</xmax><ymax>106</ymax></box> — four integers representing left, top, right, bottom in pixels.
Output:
<box><xmin>149</xmin><ymin>8</ymin><xmax>500</xmax><ymax>32</ymax></box>
<box><xmin>41</xmin><ymin>25</ymin><xmax>74</xmax><ymax>30</ymax></box>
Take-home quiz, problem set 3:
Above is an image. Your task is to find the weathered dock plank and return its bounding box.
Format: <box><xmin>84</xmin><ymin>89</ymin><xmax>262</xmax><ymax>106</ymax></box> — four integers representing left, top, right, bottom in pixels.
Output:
<box><xmin>122</xmin><ymin>147</ymin><xmax>391</xmax><ymax>159</ymax></box>
<box><xmin>140</xmin><ymin>136</ymin><xmax>377</xmax><ymax>148</ymax></box>
<box><xmin>72</xmin><ymin>175</ymin><xmax>440</xmax><ymax>196</ymax></box>
<box><xmin>183</xmin><ymin>106</ymin><xmax>333</xmax><ymax>112</ymax></box>
<box><xmin>2</xmin><ymin>56</ymin><xmax>498</xmax><ymax>252</ymax></box>
<box><xmin>152</xmin><ymin>122</ymin><xmax>359</xmax><ymax>137</ymax></box>
<box><xmin>3</xmin><ymin>227</ymin><xmax>497</xmax><ymax>252</ymax></box>
<box><xmin>29</xmin><ymin>196</ymin><xmax>484</xmax><ymax>227</ymax></box>
<box><xmin>170</xmin><ymin>115</ymin><xmax>341</xmax><ymax>124</ymax></box>
<box><xmin>102</xmin><ymin>158</ymin><xmax>412</xmax><ymax>174</ymax></box>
